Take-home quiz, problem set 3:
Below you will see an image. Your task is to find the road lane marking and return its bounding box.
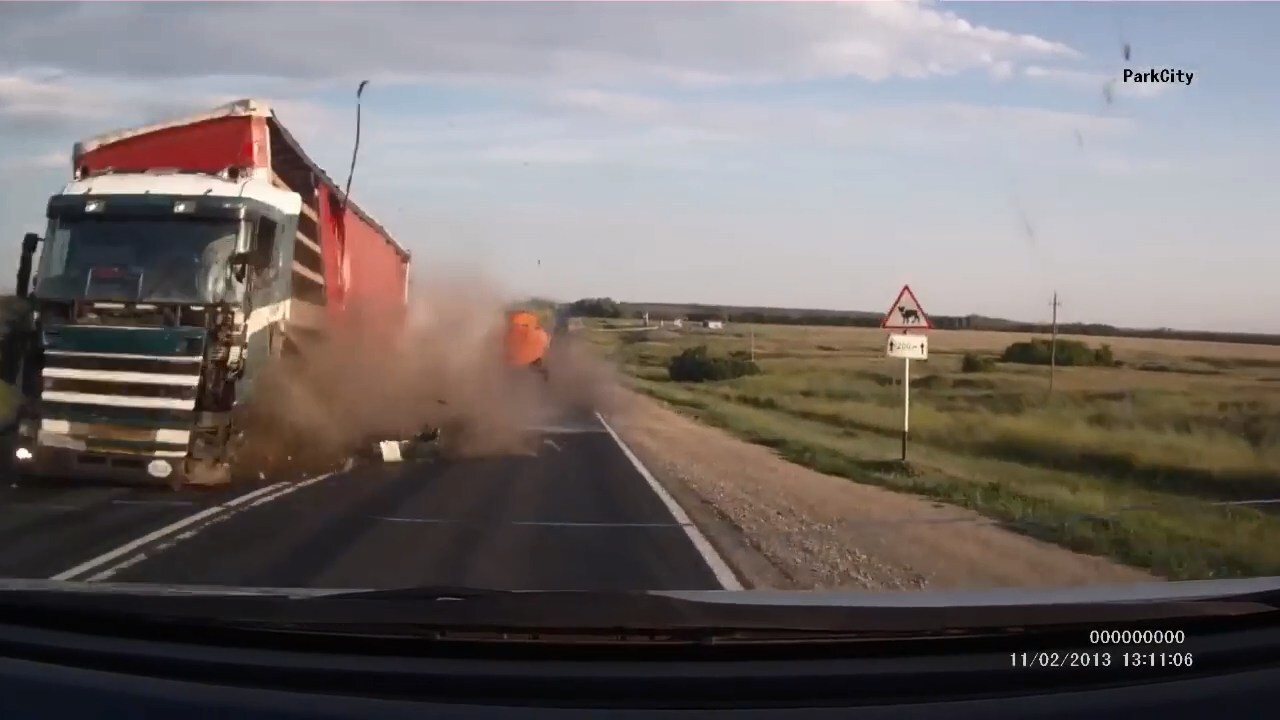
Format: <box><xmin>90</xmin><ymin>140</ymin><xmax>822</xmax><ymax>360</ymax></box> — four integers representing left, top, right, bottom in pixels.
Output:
<box><xmin>3</xmin><ymin>503</ymin><xmax>82</xmax><ymax>512</ymax></box>
<box><xmin>77</xmin><ymin>472</ymin><xmax>339</xmax><ymax>583</ymax></box>
<box><xmin>533</xmin><ymin>424</ymin><xmax>607</xmax><ymax>434</ymax></box>
<box><xmin>376</xmin><ymin>516</ymin><xmax>691</xmax><ymax>528</ymax></box>
<box><xmin>593</xmin><ymin>411</ymin><xmax>744</xmax><ymax>591</ymax></box>
<box><xmin>49</xmin><ymin>475</ymin><xmax>338</xmax><ymax>582</ymax></box>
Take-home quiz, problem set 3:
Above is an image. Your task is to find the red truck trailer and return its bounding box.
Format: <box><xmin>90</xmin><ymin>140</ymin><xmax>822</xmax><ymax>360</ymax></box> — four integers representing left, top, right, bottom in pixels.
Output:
<box><xmin>5</xmin><ymin>98</ymin><xmax>414</xmax><ymax>486</ymax></box>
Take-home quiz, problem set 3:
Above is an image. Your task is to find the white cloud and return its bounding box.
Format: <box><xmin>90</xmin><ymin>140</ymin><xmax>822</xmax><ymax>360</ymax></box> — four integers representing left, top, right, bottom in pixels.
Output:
<box><xmin>1</xmin><ymin>149</ymin><xmax>67</xmax><ymax>171</ymax></box>
<box><xmin>1086</xmin><ymin>154</ymin><xmax>1174</xmax><ymax>176</ymax></box>
<box><xmin>0</xmin><ymin>70</ymin><xmax>252</xmax><ymax>134</ymax></box>
<box><xmin>0</xmin><ymin>63</ymin><xmax>1137</xmax><ymax>183</ymax></box>
<box><xmin>479</xmin><ymin>141</ymin><xmax>600</xmax><ymax>166</ymax></box>
<box><xmin>0</xmin><ymin>1</ymin><xmax>1117</xmax><ymax>168</ymax></box>
<box><xmin>551</xmin><ymin>89</ymin><xmax>671</xmax><ymax>121</ymax></box>
<box><xmin>540</xmin><ymin>89</ymin><xmax>1130</xmax><ymax>157</ymax></box>
<box><xmin>1023</xmin><ymin>65</ymin><xmax>1169</xmax><ymax>100</ymax></box>
<box><xmin>0</xmin><ymin>74</ymin><xmax>116</xmax><ymax>128</ymax></box>
<box><xmin>800</xmin><ymin>0</ymin><xmax>1078</xmax><ymax>83</ymax></box>
<box><xmin>0</xmin><ymin>1</ymin><xmax>1077</xmax><ymax>88</ymax></box>
<box><xmin>316</xmin><ymin>88</ymin><xmax>1130</xmax><ymax>180</ymax></box>
<box><xmin>1</xmin><ymin>2</ymin><xmax>1266</xmax><ymax>333</ymax></box>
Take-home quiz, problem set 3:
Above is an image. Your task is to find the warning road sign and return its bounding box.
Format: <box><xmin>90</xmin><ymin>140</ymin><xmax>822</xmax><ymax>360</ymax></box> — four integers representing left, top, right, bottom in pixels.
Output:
<box><xmin>881</xmin><ymin>284</ymin><xmax>932</xmax><ymax>330</ymax></box>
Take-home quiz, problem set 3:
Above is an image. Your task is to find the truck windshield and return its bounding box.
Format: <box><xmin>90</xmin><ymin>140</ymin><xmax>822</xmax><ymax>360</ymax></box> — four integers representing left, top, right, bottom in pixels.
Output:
<box><xmin>34</xmin><ymin>216</ymin><xmax>241</xmax><ymax>304</ymax></box>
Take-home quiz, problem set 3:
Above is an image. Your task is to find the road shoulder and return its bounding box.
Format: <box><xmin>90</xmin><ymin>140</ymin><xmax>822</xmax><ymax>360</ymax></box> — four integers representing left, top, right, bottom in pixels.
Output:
<box><xmin>603</xmin><ymin>389</ymin><xmax>1154</xmax><ymax>591</ymax></box>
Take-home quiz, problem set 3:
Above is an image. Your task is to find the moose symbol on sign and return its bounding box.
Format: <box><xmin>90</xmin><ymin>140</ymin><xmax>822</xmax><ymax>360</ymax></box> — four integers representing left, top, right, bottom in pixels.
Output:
<box><xmin>898</xmin><ymin>305</ymin><xmax>922</xmax><ymax>324</ymax></box>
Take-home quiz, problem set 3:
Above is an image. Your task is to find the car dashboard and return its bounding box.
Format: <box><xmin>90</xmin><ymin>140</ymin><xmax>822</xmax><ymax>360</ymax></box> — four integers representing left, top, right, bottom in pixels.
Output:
<box><xmin>0</xmin><ymin>613</ymin><xmax>1277</xmax><ymax>719</ymax></box>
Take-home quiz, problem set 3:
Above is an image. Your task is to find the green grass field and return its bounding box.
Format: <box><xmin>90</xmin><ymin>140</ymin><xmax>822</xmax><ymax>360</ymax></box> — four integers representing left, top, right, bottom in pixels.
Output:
<box><xmin>584</xmin><ymin>320</ymin><xmax>1280</xmax><ymax>581</ymax></box>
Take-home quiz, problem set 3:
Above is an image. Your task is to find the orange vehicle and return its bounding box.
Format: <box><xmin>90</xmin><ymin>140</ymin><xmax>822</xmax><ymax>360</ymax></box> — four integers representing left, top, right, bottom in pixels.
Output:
<box><xmin>504</xmin><ymin>310</ymin><xmax>551</xmax><ymax>379</ymax></box>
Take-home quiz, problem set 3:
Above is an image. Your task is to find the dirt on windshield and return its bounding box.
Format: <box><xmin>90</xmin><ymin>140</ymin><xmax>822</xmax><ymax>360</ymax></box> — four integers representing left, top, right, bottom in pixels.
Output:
<box><xmin>602</xmin><ymin>388</ymin><xmax>1154</xmax><ymax>591</ymax></box>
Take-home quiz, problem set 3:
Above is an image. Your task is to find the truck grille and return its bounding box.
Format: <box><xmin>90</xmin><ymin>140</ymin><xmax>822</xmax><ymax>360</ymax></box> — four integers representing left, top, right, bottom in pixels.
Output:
<box><xmin>36</xmin><ymin>326</ymin><xmax>206</xmax><ymax>459</ymax></box>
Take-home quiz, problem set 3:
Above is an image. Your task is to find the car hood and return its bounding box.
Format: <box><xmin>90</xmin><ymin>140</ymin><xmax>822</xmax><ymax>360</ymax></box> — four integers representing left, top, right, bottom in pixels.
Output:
<box><xmin>2</xmin><ymin>575</ymin><xmax>1278</xmax><ymax>606</ymax></box>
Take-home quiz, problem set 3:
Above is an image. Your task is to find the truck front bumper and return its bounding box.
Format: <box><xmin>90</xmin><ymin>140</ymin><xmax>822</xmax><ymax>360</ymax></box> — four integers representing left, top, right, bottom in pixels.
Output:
<box><xmin>10</xmin><ymin>442</ymin><xmax>194</xmax><ymax>487</ymax></box>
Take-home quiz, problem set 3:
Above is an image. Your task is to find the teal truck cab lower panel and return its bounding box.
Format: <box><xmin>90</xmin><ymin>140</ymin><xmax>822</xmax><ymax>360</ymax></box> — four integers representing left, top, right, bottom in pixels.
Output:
<box><xmin>14</xmin><ymin>321</ymin><xmax>210</xmax><ymax>485</ymax></box>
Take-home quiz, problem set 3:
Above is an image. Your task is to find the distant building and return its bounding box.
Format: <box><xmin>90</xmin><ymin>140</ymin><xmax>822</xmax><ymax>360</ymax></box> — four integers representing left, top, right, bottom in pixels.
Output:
<box><xmin>671</xmin><ymin>318</ymin><xmax>684</xmax><ymax>328</ymax></box>
<box><xmin>704</xmin><ymin>320</ymin><xmax>724</xmax><ymax>329</ymax></box>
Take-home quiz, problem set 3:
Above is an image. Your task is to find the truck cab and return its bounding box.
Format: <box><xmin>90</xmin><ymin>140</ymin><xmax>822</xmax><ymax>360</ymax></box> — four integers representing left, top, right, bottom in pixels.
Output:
<box><xmin>5</xmin><ymin>172</ymin><xmax>300</xmax><ymax>487</ymax></box>
<box><xmin>4</xmin><ymin>97</ymin><xmax>413</xmax><ymax>487</ymax></box>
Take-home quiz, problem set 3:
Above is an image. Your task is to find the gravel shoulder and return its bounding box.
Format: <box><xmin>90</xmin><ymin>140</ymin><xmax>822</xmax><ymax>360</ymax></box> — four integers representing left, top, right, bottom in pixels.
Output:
<box><xmin>604</xmin><ymin>390</ymin><xmax>1155</xmax><ymax>591</ymax></box>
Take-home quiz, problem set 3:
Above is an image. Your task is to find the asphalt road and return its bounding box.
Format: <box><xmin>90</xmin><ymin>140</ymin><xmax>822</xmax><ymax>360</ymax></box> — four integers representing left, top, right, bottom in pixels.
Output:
<box><xmin>0</xmin><ymin>412</ymin><xmax>738</xmax><ymax>592</ymax></box>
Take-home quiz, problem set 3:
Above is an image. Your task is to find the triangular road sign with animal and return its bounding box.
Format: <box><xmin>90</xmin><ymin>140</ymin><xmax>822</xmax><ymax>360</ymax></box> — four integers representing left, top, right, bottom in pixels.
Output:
<box><xmin>881</xmin><ymin>284</ymin><xmax>932</xmax><ymax>330</ymax></box>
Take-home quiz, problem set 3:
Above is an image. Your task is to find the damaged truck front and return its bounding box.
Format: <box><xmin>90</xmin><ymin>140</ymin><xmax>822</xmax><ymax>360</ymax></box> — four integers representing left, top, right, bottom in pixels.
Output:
<box><xmin>2</xmin><ymin>98</ymin><xmax>413</xmax><ymax>488</ymax></box>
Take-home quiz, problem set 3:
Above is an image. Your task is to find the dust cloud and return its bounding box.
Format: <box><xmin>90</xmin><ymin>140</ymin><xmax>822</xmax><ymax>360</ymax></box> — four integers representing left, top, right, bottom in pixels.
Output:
<box><xmin>237</xmin><ymin>267</ymin><xmax>620</xmax><ymax>478</ymax></box>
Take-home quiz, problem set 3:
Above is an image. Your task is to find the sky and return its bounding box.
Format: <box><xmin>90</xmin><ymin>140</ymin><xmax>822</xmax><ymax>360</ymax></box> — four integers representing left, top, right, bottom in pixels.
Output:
<box><xmin>1</xmin><ymin>1</ymin><xmax>1278</xmax><ymax>333</ymax></box>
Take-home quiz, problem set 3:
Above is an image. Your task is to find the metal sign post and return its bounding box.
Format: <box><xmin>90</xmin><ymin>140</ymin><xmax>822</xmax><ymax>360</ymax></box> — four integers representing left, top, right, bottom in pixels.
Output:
<box><xmin>882</xmin><ymin>285</ymin><xmax>932</xmax><ymax>463</ymax></box>
<box><xmin>902</xmin><ymin>355</ymin><xmax>911</xmax><ymax>461</ymax></box>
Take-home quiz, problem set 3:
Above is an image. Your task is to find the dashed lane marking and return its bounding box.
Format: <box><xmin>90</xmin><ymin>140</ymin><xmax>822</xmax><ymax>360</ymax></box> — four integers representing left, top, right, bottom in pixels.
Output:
<box><xmin>77</xmin><ymin>473</ymin><xmax>338</xmax><ymax>583</ymax></box>
<box><xmin>49</xmin><ymin>475</ymin><xmax>339</xmax><ymax>582</ymax></box>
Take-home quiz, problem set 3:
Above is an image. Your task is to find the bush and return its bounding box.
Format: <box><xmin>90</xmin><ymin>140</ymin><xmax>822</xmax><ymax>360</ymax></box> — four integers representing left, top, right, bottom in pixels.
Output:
<box><xmin>668</xmin><ymin>346</ymin><xmax>762</xmax><ymax>383</ymax></box>
<box><xmin>569</xmin><ymin>297</ymin><xmax>624</xmax><ymax>318</ymax></box>
<box><xmin>960</xmin><ymin>352</ymin><xmax>995</xmax><ymax>373</ymax></box>
<box><xmin>1000</xmin><ymin>338</ymin><xmax>1117</xmax><ymax>367</ymax></box>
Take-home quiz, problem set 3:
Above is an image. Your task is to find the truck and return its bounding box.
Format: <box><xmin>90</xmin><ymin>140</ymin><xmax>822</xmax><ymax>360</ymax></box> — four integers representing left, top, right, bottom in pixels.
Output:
<box><xmin>1</xmin><ymin>98</ymin><xmax>412</xmax><ymax>487</ymax></box>
<box><xmin>504</xmin><ymin>310</ymin><xmax>551</xmax><ymax>380</ymax></box>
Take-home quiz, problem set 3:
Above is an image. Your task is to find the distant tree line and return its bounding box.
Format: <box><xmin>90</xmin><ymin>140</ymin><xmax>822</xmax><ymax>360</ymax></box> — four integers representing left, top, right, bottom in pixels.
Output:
<box><xmin>565</xmin><ymin>297</ymin><xmax>1280</xmax><ymax>348</ymax></box>
<box><xmin>568</xmin><ymin>297</ymin><xmax>624</xmax><ymax>318</ymax></box>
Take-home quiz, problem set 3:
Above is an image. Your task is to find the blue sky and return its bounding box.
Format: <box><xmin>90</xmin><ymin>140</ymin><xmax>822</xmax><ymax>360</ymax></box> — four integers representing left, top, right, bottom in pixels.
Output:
<box><xmin>1</xmin><ymin>1</ymin><xmax>1277</xmax><ymax>332</ymax></box>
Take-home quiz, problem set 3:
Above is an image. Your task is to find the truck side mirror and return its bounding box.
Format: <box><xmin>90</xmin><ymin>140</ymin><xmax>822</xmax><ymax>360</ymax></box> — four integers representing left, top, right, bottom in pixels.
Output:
<box><xmin>229</xmin><ymin>221</ymin><xmax>256</xmax><ymax>283</ymax></box>
<box><xmin>15</xmin><ymin>233</ymin><xmax>42</xmax><ymax>299</ymax></box>
<box><xmin>234</xmin><ymin>221</ymin><xmax>255</xmax><ymax>255</ymax></box>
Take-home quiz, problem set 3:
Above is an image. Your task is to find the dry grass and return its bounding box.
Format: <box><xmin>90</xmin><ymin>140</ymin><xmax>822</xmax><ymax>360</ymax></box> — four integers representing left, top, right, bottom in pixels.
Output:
<box><xmin>585</xmin><ymin>320</ymin><xmax>1280</xmax><ymax>580</ymax></box>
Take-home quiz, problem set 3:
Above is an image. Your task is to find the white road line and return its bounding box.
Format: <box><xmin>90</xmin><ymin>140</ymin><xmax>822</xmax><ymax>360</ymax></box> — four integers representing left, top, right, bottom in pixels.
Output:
<box><xmin>376</xmin><ymin>516</ymin><xmax>690</xmax><ymax>528</ymax></box>
<box><xmin>80</xmin><ymin>473</ymin><xmax>336</xmax><ymax>583</ymax></box>
<box><xmin>50</xmin><ymin>481</ymin><xmax>292</xmax><ymax>582</ymax></box>
<box><xmin>534</xmin><ymin>424</ymin><xmax>606</xmax><ymax>434</ymax></box>
<box><xmin>3</xmin><ymin>503</ymin><xmax>82</xmax><ymax>512</ymax></box>
<box><xmin>593</xmin><ymin>411</ymin><xmax>744</xmax><ymax>591</ymax></box>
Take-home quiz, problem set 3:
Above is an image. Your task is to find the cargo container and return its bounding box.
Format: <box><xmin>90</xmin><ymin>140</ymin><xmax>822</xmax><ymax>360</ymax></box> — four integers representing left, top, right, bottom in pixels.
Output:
<box><xmin>2</xmin><ymin>98</ymin><xmax>412</xmax><ymax>486</ymax></box>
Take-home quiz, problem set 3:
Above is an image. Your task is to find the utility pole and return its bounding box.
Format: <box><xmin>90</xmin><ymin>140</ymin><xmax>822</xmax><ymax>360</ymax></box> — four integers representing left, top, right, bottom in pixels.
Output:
<box><xmin>750</xmin><ymin>328</ymin><xmax>756</xmax><ymax>362</ymax></box>
<box><xmin>1049</xmin><ymin>291</ymin><xmax>1062</xmax><ymax>396</ymax></box>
